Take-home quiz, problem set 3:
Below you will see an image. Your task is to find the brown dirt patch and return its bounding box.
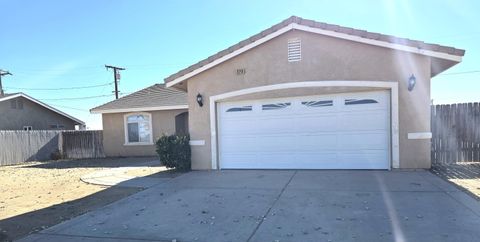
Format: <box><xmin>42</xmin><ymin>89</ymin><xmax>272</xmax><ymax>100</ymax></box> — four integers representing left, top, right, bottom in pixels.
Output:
<box><xmin>0</xmin><ymin>157</ymin><xmax>158</xmax><ymax>241</ymax></box>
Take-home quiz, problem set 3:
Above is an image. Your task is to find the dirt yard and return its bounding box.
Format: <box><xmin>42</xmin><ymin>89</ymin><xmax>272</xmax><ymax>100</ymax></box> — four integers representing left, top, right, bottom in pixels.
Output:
<box><xmin>431</xmin><ymin>162</ymin><xmax>480</xmax><ymax>200</ymax></box>
<box><xmin>0</xmin><ymin>157</ymin><xmax>163</xmax><ymax>241</ymax></box>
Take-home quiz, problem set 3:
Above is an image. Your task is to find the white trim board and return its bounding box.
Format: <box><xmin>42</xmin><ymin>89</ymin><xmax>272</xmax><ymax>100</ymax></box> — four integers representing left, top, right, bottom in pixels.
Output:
<box><xmin>0</xmin><ymin>93</ymin><xmax>85</xmax><ymax>125</ymax></box>
<box><xmin>189</xmin><ymin>140</ymin><xmax>206</xmax><ymax>146</ymax></box>
<box><xmin>209</xmin><ymin>81</ymin><xmax>400</xmax><ymax>170</ymax></box>
<box><xmin>91</xmin><ymin>105</ymin><xmax>188</xmax><ymax>114</ymax></box>
<box><xmin>408</xmin><ymin>132</ymin><xmax>432</xmax><ymax>140</ymax></box>
<box><xmin>166</xmin><ymin>23</ymin><xmax>462</xmax><ymax>87</ymax></box>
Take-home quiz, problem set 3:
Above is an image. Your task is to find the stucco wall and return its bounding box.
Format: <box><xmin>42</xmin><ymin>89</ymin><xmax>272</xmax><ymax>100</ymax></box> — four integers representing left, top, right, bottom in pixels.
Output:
<box><xmin>185</xmin><ymin>29</ymin><xmax>432</xmax><ymax>170</ymax></box>
<box><xmin>0</xmin><ymin>96</ymin><xmax>77</xmax><ymax>130</ymax></box>
<box><xmin>102</xmin><ymin>109</ymin><xmax>187</xmax><ymax>157</ymax></box>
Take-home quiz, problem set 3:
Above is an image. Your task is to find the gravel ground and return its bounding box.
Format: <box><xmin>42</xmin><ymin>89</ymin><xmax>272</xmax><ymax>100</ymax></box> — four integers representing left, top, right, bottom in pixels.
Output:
<box><xmin>431</xmin><ymin>162</ymin><xmax>480</xmax><ymax>200</ymax></box>
<box><xmin>0</xmin><ymin>157</ymin><xmax>164</xmax><ymax>241</ymax></box>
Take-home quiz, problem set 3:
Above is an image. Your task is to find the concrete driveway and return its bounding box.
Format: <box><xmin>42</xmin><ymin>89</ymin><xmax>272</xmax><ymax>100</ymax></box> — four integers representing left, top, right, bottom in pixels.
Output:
<box><xmin>19</xmin><ymin>170</ymin><xmax>480</xmax><ymax>242</ymax></box>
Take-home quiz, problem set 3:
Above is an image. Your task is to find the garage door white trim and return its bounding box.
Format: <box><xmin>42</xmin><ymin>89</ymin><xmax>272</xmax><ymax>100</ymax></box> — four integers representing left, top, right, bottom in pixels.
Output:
<box><xmin>209</xmin><ymin>81</ymin><xmax>399</xmax><ymax>169</ymax></box>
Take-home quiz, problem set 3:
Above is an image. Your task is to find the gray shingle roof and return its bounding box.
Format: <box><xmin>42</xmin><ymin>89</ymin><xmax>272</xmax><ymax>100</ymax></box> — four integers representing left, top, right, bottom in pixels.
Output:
<box><xmin>90</xmin><ymin>84</ymin><xmax>187</xmax><ymax>113</ymax></box>
<box><xmin>165</xmin><ymin>16</ymin><xmax>465</xmax><ymax>83</ymax></box>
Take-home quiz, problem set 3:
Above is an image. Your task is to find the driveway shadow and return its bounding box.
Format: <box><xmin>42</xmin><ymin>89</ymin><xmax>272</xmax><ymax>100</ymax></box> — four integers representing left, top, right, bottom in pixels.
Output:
<box><xmin>0</xmin><ymin>167</ymin><xmax>183</xmax><ymax>242</ymax></box>
<box><xmin>0</xmin><ymin>186</ymin><xmax>142</xmax><ymax>242</ymax></box>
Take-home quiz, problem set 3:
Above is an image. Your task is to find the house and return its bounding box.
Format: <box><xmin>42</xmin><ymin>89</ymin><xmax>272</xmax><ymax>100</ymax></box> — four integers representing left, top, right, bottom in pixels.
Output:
<box><xmin>91</xmin><ymin>16</ymin><xmax>464</xmax><ymax>170</ymax></box>
<box><xmin>91</xmin><ymin>84</ymin><xmax>188</xmax><ymax>156</ymax></box>
<box><xmin>0</xmin><ymin>93</ymin><xmax>84</xmax><ymax>130</ymax></box>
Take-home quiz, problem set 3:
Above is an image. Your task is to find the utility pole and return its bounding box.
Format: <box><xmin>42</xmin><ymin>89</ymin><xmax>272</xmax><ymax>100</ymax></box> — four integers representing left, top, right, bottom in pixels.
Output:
<box><xmin>105</xmin><ymin>65</ymin><xmax>125</xmax><ymax>99</ymax></box>
<box><xmin>0</xmin><ymin>70</ymin><xmax>12</xmax><ymax>97</ymax></box>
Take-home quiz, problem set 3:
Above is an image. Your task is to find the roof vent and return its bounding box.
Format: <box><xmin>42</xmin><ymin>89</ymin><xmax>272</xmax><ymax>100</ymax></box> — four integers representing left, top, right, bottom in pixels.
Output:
<box><xmin>288</xmin><ymin>38</ymin><xmax>301</xmax><ymax>62</ymax></box>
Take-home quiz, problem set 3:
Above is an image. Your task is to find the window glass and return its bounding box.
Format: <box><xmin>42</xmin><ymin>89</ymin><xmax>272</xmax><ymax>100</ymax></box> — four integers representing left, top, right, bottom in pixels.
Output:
<box><xmin>138</xmin><ymin>122</ymin><xmax>151</xmax><ymax>142</ymax></box>
<box><xmin>262</xmin><ymin>103</ymin><xmax>291</xmax><ymax>110</ymax></box>
<box><xmin>345</xmin><ymin>99</ymin><xmax>378</xmax><ymax>105</ymax></box>
<box><xmin>226</xmin><ymin>106</ymin><xmax>252</xmax><ymax>112</ymax></box>
<box><xmin>301</xmin><ymin>100</ymin><xmax>333</xmax><ymax>107</ymax></box>
<box><xmin>10</xmin><ymin>100</ymin><xmax>16</xmax><ymax>109</ymax></box>
<box><xmin>126</xmin><ymin>114</ymin><xmax>151</xmax><ymax>143</ymax></box>
<box><xmin>128</xmin><ymin>123</ymin><xmax>139</xmax><ymax>142</ymax></box>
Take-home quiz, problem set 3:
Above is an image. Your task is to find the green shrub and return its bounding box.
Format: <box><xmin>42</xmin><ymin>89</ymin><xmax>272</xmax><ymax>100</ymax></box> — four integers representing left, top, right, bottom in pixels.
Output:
<box><xmin>156</xmin><ymin>134</ymin><xmax>191</xmax><ymax>171</ymax></box>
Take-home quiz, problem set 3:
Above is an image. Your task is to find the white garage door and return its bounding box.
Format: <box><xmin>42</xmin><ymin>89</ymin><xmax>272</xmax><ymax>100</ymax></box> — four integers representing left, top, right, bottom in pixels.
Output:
<box><xmin>217</xmin><ymin>90</ymin><xmax>390</xmax><ymax>169</ymax></box>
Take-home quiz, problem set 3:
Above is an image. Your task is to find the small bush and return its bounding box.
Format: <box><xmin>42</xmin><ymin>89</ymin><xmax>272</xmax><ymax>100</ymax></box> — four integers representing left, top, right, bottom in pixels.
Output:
<box><xmin>156</xmin><ymin>134</ymin><xmax>191</xmax><ymax>171</ymax></box>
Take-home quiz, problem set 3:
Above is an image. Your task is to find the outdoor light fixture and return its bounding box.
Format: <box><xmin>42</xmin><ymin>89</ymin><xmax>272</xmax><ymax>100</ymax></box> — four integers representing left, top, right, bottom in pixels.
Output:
<box><xmin>196</xmin><ymin>93</ymin><xmax>203</xmax><ymax>107</ymax></box>
<box><xmin>408</xmin><ymin>74</ymin><xmax>416</xmax><ymax>91</ymax></box>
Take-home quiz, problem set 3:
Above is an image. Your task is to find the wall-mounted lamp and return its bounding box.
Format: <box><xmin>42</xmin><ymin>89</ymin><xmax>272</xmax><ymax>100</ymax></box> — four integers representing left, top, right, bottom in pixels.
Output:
<box><xmin>408</xmin><ymin>74</ymin><xmax>416</xmax><ymax>91</ymax></box>
<box><xmin>196</xmin><ymin>93</ymin><xmax>203</xmax><ymax>107</ymax></box>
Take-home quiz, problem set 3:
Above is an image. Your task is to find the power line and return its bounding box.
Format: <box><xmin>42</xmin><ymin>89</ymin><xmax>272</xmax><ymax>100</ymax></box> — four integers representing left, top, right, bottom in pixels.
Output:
<box><xmin>47</xmin><ymin>104</ymin><xmax>90</xmax><ymax>112</ymax></box>
<box><xmin>39</xmin><ymin>94</ymin><xmax>114</xmax><ymax>101</ymax></box>
<box><xmin>5</xmin><ymin>82</ymin><xmax>113</xmax><ymax>91</ymax></box>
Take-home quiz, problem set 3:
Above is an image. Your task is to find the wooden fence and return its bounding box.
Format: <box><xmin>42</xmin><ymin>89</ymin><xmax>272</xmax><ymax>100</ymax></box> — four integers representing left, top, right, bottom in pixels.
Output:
<box><xmin>431</xmin><ymin>103</ymin><xmax>480</xmax><ymax>164</ymax></box>
<box><xmin>0</xmin><ymin>130</ymin><xmax>105</xmax><ymax>166</ymax></box>
<box><xmin>60</xmin><ymin>131</ymin><xmax>105</xmax><ymax>159</ymax></box>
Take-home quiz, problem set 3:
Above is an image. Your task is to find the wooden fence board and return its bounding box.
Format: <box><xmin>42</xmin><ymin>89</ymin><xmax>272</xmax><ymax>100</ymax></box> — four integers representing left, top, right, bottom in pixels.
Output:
<box><xmin>0</xmin><ymin>130</ymin><xmax>105</xmax><ymax>166</ymax></box>
<box><xmin>431</xmin><ymin>103</ymin><xmax>480</xmax><ymax>164</ymax></box>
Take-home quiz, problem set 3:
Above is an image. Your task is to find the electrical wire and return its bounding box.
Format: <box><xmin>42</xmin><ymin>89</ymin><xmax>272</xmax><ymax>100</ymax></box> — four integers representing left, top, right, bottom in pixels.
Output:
<box><xmin>5</xmin><ymin>82</ymin><xmax>113</xmax><ymax>91</ymax></box>
<box><xmin>48</xmin><ymin>104</ymin><xmax>90</xmax><ymax>112</ymax></box>
<box><xmin>39</xmin><ymin>94</ymin><xmax>115</xmax><ymax>101</ymax></box>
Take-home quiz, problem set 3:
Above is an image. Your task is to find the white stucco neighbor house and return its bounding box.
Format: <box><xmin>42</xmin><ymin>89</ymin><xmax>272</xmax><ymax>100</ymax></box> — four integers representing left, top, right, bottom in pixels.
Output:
<box><xmin>91</xmin><ymin>16</ymin><xmax>465</xmax><ymax>170</ymax></box>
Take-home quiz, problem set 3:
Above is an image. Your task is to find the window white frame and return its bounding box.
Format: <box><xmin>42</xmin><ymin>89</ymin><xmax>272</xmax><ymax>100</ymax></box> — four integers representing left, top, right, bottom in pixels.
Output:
<box><xmin>123</xmin><ymin>112</ymin><xmax>153</xmax><ymax>146</ymax></box>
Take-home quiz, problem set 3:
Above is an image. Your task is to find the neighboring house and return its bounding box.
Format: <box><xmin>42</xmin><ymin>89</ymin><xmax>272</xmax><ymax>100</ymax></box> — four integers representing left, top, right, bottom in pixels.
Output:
<box><xmin>91</xmin><ymin>16</ymin><xmax>465</xmax><ymax>170</ymax></box>
<box><xmin>0</xmin><ymin>93</ymin><xmax>84</xmax><ymax>130</ymax></box>
<box><xmin>91</xmin><ymin>84</ymin><xmax>188</xmax><ymax>157</ymax></box>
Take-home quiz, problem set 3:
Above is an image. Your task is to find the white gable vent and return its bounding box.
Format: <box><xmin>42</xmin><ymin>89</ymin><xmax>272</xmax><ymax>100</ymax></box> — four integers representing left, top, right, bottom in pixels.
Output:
<box><xmin>288</xmin><ymin>38</ymin><xmax>301</xmax><ymax>62</ymax></box>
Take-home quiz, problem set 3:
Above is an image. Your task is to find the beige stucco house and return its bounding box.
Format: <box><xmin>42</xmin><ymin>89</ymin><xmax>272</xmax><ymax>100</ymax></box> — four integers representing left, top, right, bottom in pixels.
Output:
<box><xmin>91</xmin><ymin>16</ymin><xmax>464</xmax><ymax>170</ymax></box>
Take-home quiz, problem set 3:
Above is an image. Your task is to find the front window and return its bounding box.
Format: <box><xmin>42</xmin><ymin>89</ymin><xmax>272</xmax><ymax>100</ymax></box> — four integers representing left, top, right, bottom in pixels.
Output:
<box><xmin>125</xmin><ymin>113</ymin><xmax>152</xmax><ymax>144</ymax></box>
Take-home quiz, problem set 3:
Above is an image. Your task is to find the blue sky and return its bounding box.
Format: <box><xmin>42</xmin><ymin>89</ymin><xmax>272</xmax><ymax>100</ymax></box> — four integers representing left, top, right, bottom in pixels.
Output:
<box><xmin>1</xmin><ymin>0</ymin><xmax>479</xmax><ymax>129</ymax></box>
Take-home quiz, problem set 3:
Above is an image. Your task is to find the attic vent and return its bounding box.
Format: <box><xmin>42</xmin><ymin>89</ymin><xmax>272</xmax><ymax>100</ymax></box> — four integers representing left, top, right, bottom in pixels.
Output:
<box><xmin>288</xmin><ymin>38</ymin><xmax>301</xmax><ymax>62</ymax></box>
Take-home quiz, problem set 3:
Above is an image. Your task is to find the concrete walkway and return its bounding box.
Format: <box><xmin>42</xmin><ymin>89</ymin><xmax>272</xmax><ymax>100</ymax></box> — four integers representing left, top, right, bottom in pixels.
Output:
<box><xmin>80</xmin><ymin>160</ymin><xmax>174</xmax><ymax>188</ymax></box>
<box><xmin>19</xmin><ymin>170</ymin><xmax>480</xmax><ymax>242</ymax></box>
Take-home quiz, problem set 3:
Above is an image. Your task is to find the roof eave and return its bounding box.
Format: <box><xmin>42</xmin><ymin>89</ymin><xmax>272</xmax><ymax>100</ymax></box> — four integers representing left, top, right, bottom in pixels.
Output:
<box><xmin>165</xmin><ymin>22</ymin><xmax>464</xmax><ymax>88</ymax></box>
<box><xmin>90</xmin><ymin>105</ymin><xmax>189</xmax><ymax>114</ymax></box>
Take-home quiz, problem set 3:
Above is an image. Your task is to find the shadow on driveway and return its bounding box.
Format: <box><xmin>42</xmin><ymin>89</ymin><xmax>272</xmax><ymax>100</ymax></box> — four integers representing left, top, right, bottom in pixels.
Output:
<box><xmin>0</xmin><ymin>166</ymin><xmax>182</xmax><ymax>241</ymax></box>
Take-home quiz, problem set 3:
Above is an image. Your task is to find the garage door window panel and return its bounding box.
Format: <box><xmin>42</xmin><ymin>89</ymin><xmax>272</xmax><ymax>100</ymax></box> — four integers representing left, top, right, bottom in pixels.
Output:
<box><xmin>301</xmin><ymin>100</ymin><xmax>333</xmax><ymax>107</ymax></box>
<box><xmin>226</xmin><ymin>106</ymin><xmax>252</xmax><ymax>112</ymax></box>
<box><xmin>262</xmin><ymin>102</ymin><xmax>291</xmax><ymax>110</ymax></box>
<box><xmin>345</xmin><ymin>99</ymin><xmax>379</xmax><ymax>105</ymax></box>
